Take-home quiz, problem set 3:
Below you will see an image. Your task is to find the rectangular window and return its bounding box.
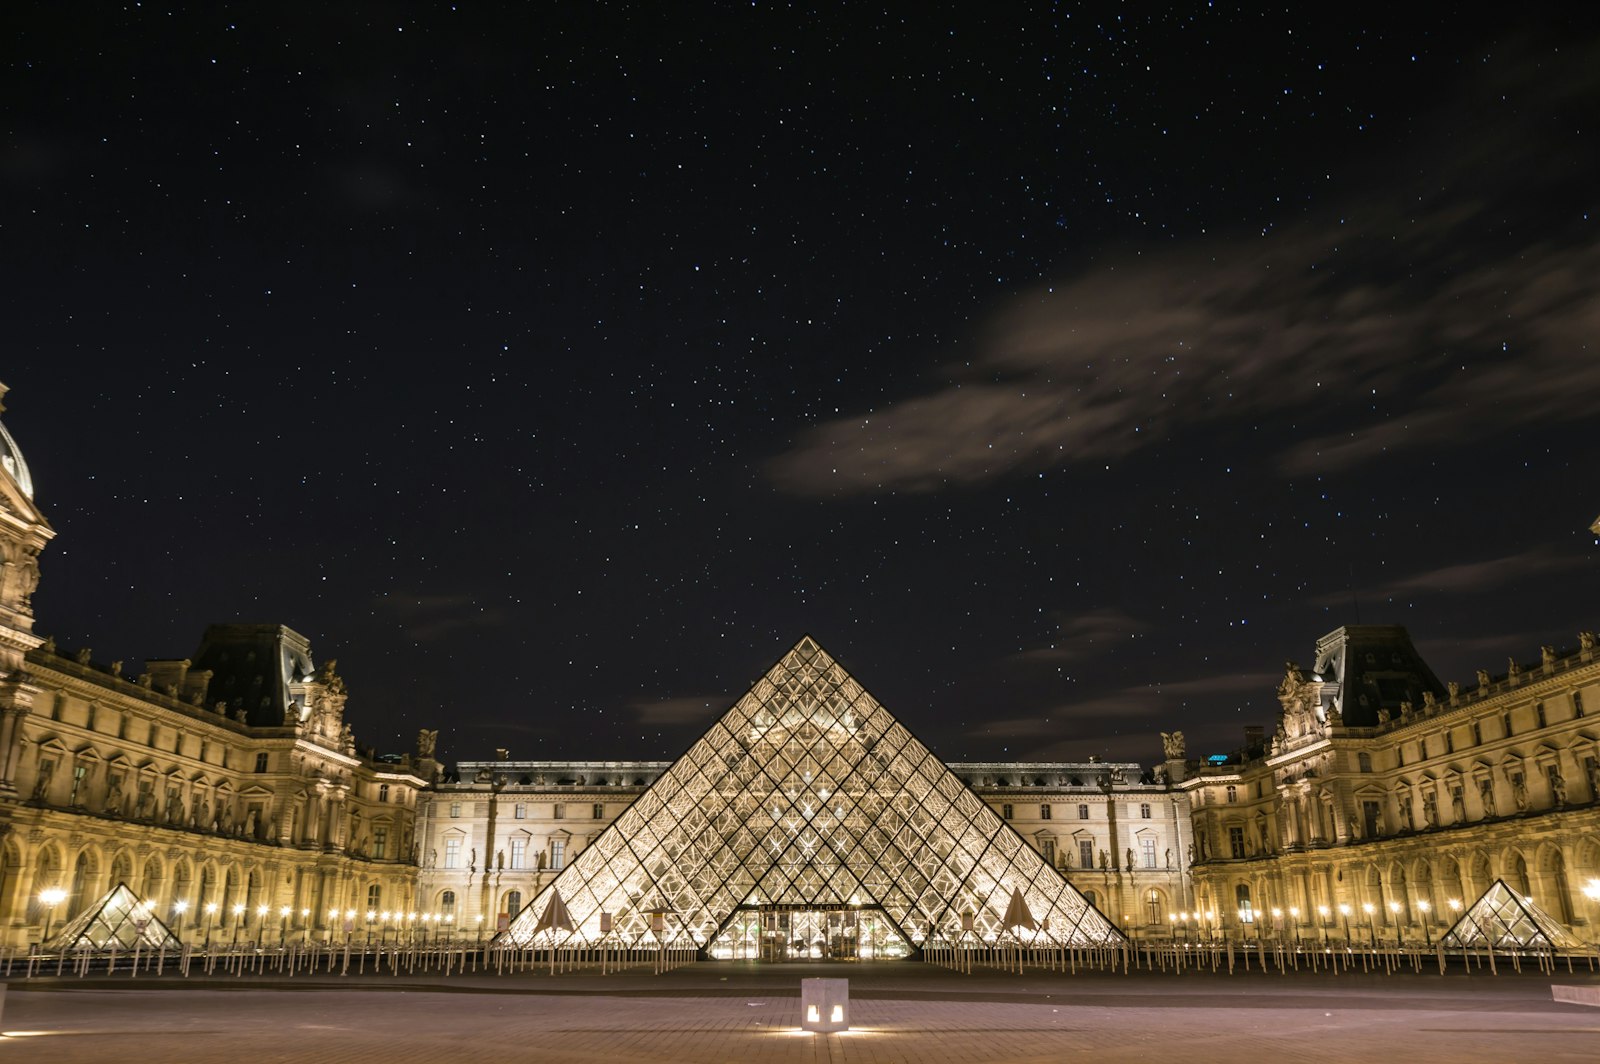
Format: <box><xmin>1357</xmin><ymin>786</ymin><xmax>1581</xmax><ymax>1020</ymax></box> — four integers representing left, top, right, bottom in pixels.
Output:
<box><xmin>1362</xmin><ymin>800</ymin><xmax>1381</xmax><ymax>837</ymax></box>
<box><xmin>1001</xmin><ymin>804</ymin><xmax>1013</xmax><ymax>820</ymax></box>
<box><xmin>69</xmin><ymin>764</ymin><xmax>86</xmax><ymax>806</ymax></box>
<box><xmin>1078</xmin><ymin>804</ymin><xmax>1089</xmax><ymax>820</ymax></box>
<box><xmin>1472</xmin><ymin>722</ymin><xmax>1482</xmax><ymax>745</ymax></box>
<box><xmin>1040</xmin><ymin>839</ymin><xmax>1056</xmax><ymax>866</ymax></box>
<box><xmin>553</xmin><ymin>803</ymin><xmax>565</xmax><ymax>820</ymax></box>
<box><xmin>1140</xmin><ymin>803</ymin><xmax>1152</xmax><ymax>819</ymax></box>
<box><xmin>549</xmin><ymin>839</ymin><xmax>565</xmax><ymax>870</ymax></box>
<box><xmin>444</xmin><ymin>838</ymin><xmax>461</xmax><ymax>869</ymax></box>
<box><xmin>254</xmin><ymin>752</ymin><xmax>269</xmax><ymax>773</ymax></box>
<box><xmin>1503</xmin><ymin>714</ymin><xmax>1513</xmax><ymax>738</ymax></box>
<box><xmin>1078</xmin><ymin>840</ymin><xmax>1095</xmax><ymax>869</ymax></box>
<box><xmin>449</xmin><ymin>802</ymin><xmax>461</xmax><ymax>818</ymax></box>
<box><xmin>373</xmin><ymin>827</ymin><xmax>387</xmax><ymax>860</ymax></box>
<box><xmin>1225</xmin><ymin>786</ymin><xmax>1237</xmax><ymax>803</ymax></box>
<box><xmin>592</xmin><ymin>803</ymin><xmax>604</xmax><ymax>819</ymax></box>
<box><xmin>1141</xmin><ymin>838</ymin><xmax>1157</xmax><ymax>868</ymax></box>
<box><xmin>1535</xmin><ymin>702</ymin><xmax>1546</xmax><ymax>728</ymax></box>
<box><xmin>1228</xmin><ymin>826</ymin><xmax>1246</xmax><ymax>859</ymax></box>
<box><xmin>1040</xmin><ymin>804</ymin><xmax>1051</xmax><ymax>820</ymax></box>
<box><xmin>1445</xmin><ymin>731</ymin><xmax>1454</xmax><ymax>754</ymax></box>
<box><xmin>514</xmin><ymin>803</ymin><xmax>526</xmax><ymax>819</ymax></box>
<box><xmin>1575</xmin><ymin>691</ymin><xmax>1586</xmax><ymax>718</ymax></box>
<box><xmin>510</xmin><ymin>838</ymin><xmax>527</xmax><ymax>869</ymax></box>
<box><xmin>378</xmin><ymin>784</ymin><xmax>389</xmax><ymax>803</ymax></box>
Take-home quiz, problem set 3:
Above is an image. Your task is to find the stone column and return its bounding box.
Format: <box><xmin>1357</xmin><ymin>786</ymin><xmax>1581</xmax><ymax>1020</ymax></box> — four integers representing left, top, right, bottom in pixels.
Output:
<box><xmin>325</xmin><ymin>785</ymin><xmax>349</xmax><ymax>851</ymax></box>
<box><xmin>0</xmin><ymin>677</ymin><xmax>40</xmax><ymax>791</ymax></box>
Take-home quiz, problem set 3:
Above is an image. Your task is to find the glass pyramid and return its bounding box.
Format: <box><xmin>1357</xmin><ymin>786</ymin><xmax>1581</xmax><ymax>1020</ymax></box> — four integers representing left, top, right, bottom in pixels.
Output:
<box><xmin>499</xmin><ymin>637</ymin><xmax>1125</xmax><ymax>954</ymax></box>
<box><xmin>1439</xmin><ymin>878</ymin><xmax>1587</xmax><ymax>951</ymax></box>
<box><xmin>45</xmin><ymin>882</ymin><xmax>183</xmax><ymax>952</ymax></box>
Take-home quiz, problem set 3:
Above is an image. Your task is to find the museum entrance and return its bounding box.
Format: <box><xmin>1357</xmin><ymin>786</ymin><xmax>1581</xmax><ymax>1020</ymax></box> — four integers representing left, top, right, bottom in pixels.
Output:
<box><xmin>706</xmin><ymin>903</ymin><xmax>913</xmax><ymax>961</ymax></box>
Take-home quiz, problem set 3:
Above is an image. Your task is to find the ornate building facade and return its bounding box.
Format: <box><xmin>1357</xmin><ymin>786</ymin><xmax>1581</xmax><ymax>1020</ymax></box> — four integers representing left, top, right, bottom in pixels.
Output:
<box><xmin>1182</xmin><ymin>624</ymin><xmax>1600</xmax><ymax>943</ymax></box>
<box><xmin>0</xmin><ymin>383</ymin><xmax>431</xmax><ymax>947</ymax></box>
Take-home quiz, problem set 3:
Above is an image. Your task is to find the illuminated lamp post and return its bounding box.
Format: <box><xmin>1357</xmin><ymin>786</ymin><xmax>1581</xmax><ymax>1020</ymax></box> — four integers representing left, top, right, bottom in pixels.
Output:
<box><xmin>231</xmin><ymin>903</ymin><xmax>246</xmax><ymax>946</ymax></box>
<box><xmin>1387</xmin><ymin>901</ymin><xmax>1403</xmax><ymax>949</ymax></box>
<box><xmin>280</xmin><ymin>906</ymin><xmax>292</xmax><ymax>945</ymax></box>
<box><xmin>1361</xmin><ymin>902</ymin><xmax>1376</xmax><ymax>948</ymax></box>
<box><xmin>255</xmin><ymin>903</ymin><xmax>270</xmax><ymax>946</ymax></box>
<box><xmin>203</xmin><ymin>902</ymin><xmax>218</xmax><ymax>948</ymax></box>
<box><xmin>1417</xmin><ymin>899</ymin><xmax>1433</xmax><ymax>946</ymax></box>
<box><xmin>172</xmin><ymin>898</ymin><xmax>190</xmax><ymax>939</ymax></box>
<box><xmin>1289</xmin><ymin>906</ymin><xmax>1302</xmax><ymax>948</ymax></box>
<box><xmin>1337</xmin><ymin>903</ymin><xmax>1351</xmax><ymax>946</ymax></box>
<box><xmin>301</xmin><ymin>908</ymin><xmax>311</xmax><ymax>943</ymax></box>
<box><xmin>38</xmin><ymin>887</ymin><xmax>67</xmax><ymax>947</ymax></box>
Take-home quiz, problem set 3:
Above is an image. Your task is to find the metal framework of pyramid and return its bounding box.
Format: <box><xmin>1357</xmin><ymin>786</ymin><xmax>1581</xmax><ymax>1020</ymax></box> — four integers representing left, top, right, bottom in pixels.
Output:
<box><xmin>44</xmin><ymin>882</ymin><xmax>182</xmax><ymax>952</ymax></box>
<box><xmin>499</xmin><ymin>637</ymin><xmax>1124</xmax><ymax>954</ymax></box>
<box><xmin>1438</xmin><ymin>878</ymin><xmax>1588</xmax><ymax>952</ymax></box>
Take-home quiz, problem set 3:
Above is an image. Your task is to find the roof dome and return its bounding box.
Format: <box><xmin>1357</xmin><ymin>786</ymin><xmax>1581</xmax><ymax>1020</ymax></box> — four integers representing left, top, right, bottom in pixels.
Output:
<box><xmin>0</xmin><ymin>418</ymin><xmax>32</xmax><ymax>500</ymax></box>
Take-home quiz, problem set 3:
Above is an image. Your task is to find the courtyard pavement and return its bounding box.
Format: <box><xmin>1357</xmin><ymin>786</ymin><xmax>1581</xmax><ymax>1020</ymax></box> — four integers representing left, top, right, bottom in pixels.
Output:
<box><xmin>3</xmin><ymin>961</ymin><xmax>1599</xmax><ymax>1063</ymax></box>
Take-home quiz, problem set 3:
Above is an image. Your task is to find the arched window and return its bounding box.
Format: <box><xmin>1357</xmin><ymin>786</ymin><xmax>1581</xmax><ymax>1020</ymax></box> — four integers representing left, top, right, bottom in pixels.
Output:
<box><xmin>366</xmin><ymin>883</ymin><xmax>382</xmax><ymax>911</ymax></box>
<box><xmin>505</xmin><ymin>890</ymin><xmax>522</xmax><ymax>918</ymax></box>
<box><xmin>1145</xmin><ymin>888</ymin><xmax>1165</xmax><ymax>926</ymax></box>
<box><xmin>1235</xmin><ymin>883</ymin><xmax>1254</xmax><ymax>923</ymax></box>
<box><xmin>440</xmin><ymin>889</ymin><xmax>457</xmax><ymax>918</ymax></box>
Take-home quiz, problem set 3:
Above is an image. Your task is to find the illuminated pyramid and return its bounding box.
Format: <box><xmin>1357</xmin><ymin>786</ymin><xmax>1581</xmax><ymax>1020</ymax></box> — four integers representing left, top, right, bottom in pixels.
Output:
<box><xmin>1439</xmin><ymin>878</ymin><xmax>1587</xmax><ymax>951</ymax></box>
<box><xmin>499</xmin><ymin>636</ymin><xmax>1124</xmax><ymax>954</ymax></box>
<box><xmin>44</xmin><ymin>882</ymin><xmax>182</xmax><ymax>952</ymax></box>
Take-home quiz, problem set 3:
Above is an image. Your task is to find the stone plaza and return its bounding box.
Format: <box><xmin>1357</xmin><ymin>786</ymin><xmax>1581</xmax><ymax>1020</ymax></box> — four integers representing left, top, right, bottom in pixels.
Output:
<box><xmin>3</xmin><ymin>961</ymin><xmax>1600</xmax><ymax>1064</ymax></box>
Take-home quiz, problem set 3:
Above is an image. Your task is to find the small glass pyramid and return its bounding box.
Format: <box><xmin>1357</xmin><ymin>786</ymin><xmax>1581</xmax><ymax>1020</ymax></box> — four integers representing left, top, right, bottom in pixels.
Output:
<box><xmin>44</xmin><ymin>882</ymin><xmax>182</xmax><ymax>952</ymax></box>
<box><xmin>499</xmin><ymin>637</ymin><xmax>1124</xmax><ymax>954</ymax></box>
<box><xmin>1438</xmin><ymin>878</ymin><xmax>1587</xmax><ymax>951</ymax></box>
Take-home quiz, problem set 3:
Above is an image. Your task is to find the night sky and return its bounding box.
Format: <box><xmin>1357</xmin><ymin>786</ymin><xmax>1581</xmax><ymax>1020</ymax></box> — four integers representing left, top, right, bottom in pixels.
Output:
<box><xmin>4</xmin><ymin>5</ymin><xmax>1598</xmax><ymax>768</ymax></box>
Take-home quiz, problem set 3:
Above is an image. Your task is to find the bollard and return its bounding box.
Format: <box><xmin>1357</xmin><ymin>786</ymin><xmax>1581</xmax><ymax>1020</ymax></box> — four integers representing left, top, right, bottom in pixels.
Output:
<box><xmin>800</xmin><ymin>977</ymin><xmax>849</xmax><ymax>1033</ymax></box>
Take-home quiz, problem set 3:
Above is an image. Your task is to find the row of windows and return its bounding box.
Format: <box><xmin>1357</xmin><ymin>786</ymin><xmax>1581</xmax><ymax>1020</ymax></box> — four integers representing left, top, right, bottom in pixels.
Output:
<box><xmin>1047</xmin><ymin>837</ymin><xmax>1161</xmax><ymax>869</ymax></box>
<box><xmin>441</xmin><ymin>836</ymin><xmax>564</xmax><ymax>871</ymax></box>
<box><xmin>446</xmin><ymin>801</ymin><xmax>606</xmax><ymax>820</ymax></box>
<box><xmin>1001</xmin><ymin>803</ymin><xmax>1155</xmax><ymax>820</ymax></box>
<box><xmin>1359</xmin><ymin>694</ymin><xmax>1585</xmax><ymax>771</ymax></box>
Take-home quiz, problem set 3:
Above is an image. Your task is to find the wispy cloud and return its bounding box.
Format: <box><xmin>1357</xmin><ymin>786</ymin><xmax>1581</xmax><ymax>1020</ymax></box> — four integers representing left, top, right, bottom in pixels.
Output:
<box><xmin>768</xmin><ymin>42</ymin><xmax>1600</xmax><ymax>497</ymax></box>
<box><xmin>1011</xmin><ymin>608</ymin><xmax>1147</xmax><ymax>664</ymax></box>
<box><xmin>630</xmin><ymin>694</ymin><xmax>726</xmax><ymax>726</ymax></box>
<box><xmin>377</xmin><ymin>592</ymin><xmax>505</xmax><ymax>642</ymax></box>
<box><xmin>969</xmin><ymin>672</ymin><xmax>1276</xmax><ymax>737</ymax></box>
<box><xmin>1311</xmin><ymin>548</ymin><xmax>1588</xmax><ymax>607</ymax></box>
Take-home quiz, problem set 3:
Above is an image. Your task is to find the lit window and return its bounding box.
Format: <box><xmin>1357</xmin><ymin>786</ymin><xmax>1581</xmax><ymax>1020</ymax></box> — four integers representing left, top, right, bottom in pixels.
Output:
<box><xmin>367</xmin><ymin>884</ymin><xmax>381</xmax><ymax>910</ymax></box>
<box><xmin>1225</xmin><ymin>785</ymin><xmax>1237</xmax><ymax>803</ymax></box>
<box><xmin>1228</xmin><ymin>826</ymin><xmax>1246</xmax><ymax>859</ymax></box>
<box><xmin>514</xmin><ymin>803</ymin><xmax>526</xmax><ymax>819</ymax></box>
<box><xmin>1141</xmin><ymin>838</ymin><xmax>1157</xmax><ymax>868</ymax></box>
<box><xmin>378</xmin><ymin>784</ymin><xmax>389</xmax><ymax>803</ymax></box>
<box><xmin>449</xmin><ymin>802</ymin><xmax>461</xmax><ymax>818</ymax></box>
<box><xmin>440</xmin><ymin>890</ymin><xmax>456</xmax><ymax>917</ymax></box>
<box><xmin>444</xmin><ymin>838</ymin><xmax>461</xmax><ymax>869</ymax></box>
<box><xmin>510</xmin><ymin>837</ymin><xmax>527</xmax><ymax>869</ymax></box>
<box><xmin>1078</xmin><ymin>840</ymin><xmax>1095</xmax><ymax>869</ymax></box>
<box><xmin>550</xmin><ymin>839</ymin><xmax>565</xmax><ymax>870</ymax></box>
<box><xmin>373</xmin><ymin>827</ymin><xmax>388</xmax><ymax>859</ymax></box>
<box><xmin>505</xmin><ymin>890</ymin><xmax>522</xmax><ymax>917</ymax></box>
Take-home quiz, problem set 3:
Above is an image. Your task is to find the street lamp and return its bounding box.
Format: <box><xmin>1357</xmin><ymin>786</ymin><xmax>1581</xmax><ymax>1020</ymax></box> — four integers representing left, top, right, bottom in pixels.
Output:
<box><xmin>280</xmin><ymin>905</ymin><xmax>292</xmax><ymax>944</ymax></box>
<box><xmin>1387</xmin><ymin>901</ymin><xmax>1403</xmax><ymax>948</ymax></box>
<box><xmin>301</xmin><ymin>908</ymin><xmax>311</xmax><ymax>943</ymax></box>
<box><xmin>172</xmin><ymin>898</ymin><xmax>190</xmax><ymax>933</ymax></box>
<box><xmin>1417</xmin><ymin>899</ymin><xmax>1433</xmax><ymax>946</ymax></box>
<box><xmin>1317</xmin><ymin>904</ymin><xmax>1330</xmax><ymax>946</ymax></box>
<box><xmin>1361</xmin><ymin>902</ymin><xmax>1376</xmax><ymax>948</ymax></box>
<box><xmin>1337</xmin><ymin>903</ymin><xmax>1351</xmax><ymax>945</ymax></box>
<box><xmin>231</xmin><ymin>903</ymin><xmax>246</xmax><ymax>946</ymax></box>
<box><xmin>38</xmin><ymin>887</ymin><xmax>67</xmax><ymax>946</ymax></box>
<box><xmin>204</xmin><ymin>902</ymin><xmax>218</xmax><ymax>947</ymax></box>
